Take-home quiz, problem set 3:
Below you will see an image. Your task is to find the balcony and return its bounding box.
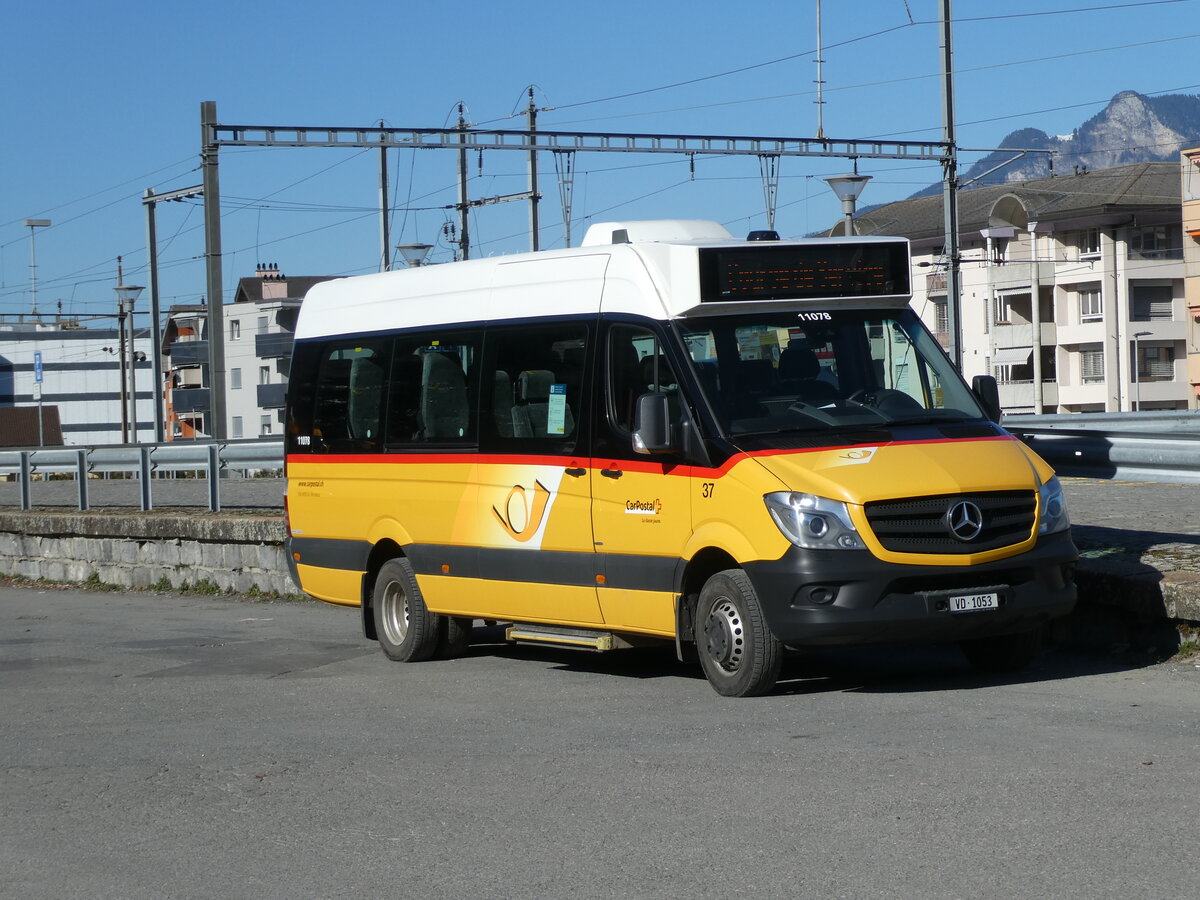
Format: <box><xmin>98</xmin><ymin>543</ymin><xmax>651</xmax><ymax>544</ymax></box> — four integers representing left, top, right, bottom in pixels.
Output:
<box><xmin>255</xmin><ymin>331</ymin><xmax>295</xmax><ymax>359</ymax></box>
<box><xmin>172</xmin><ymin>387</ymin><xmax>210</xmax><ymax>413</ymax></box>
<box><xmin>169</xmin><ymin>341</ymin><xmax>208</xmax><ymax>367</ymax></box>
<box><xmin>257</xmin><ymin>382</ymin><xmax>287</xmax><ymax>409</ymax></box>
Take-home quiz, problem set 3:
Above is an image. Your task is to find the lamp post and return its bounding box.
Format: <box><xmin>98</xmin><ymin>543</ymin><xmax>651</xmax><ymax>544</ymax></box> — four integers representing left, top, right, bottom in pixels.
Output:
<box><xmin>115</xmin><ymin>284</ymin><xmax>145</xmax><ymax>443</ymax></box>
<box><xmin>396</xmin><ymin>243</ymin><xmax>432</xmax><ymax>267</ymax></box>
<box><xmin>1132</xmin><ymin>330</ymin><xmax>1151</xmax><ymax>412</ymax></box>
<box><xmin>824</xmin><ymin>174</ymin><xmax>871</xmax><ymax>236</ymax></box>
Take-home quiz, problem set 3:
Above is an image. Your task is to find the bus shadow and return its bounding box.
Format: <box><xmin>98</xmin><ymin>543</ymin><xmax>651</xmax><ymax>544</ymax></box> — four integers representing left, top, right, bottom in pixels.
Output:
<box><xmin>465</xmin><ymin>624</ymin><xmax>1167</xmax><ymax>693</ymax></box>
<box><xmin>771</xmin><ymin>642</ymin><xmax>1165</xmax><ymax>696</ymax></box>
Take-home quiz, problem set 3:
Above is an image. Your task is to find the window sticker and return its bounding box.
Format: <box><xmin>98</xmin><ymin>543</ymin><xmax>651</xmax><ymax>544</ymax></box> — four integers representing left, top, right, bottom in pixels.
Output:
<box><xmin>547</xmin><ymin>384</ymin><xmax>568</xmax><ymax>435</ymax></box>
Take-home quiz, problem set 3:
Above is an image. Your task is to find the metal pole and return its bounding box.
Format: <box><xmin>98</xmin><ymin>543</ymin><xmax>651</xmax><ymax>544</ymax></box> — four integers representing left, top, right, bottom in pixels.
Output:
<box><xmin>116</xmin><ymin>294</ymin><xmax>129</xmax><ymax>444</ymax></box>
<box><xmin>128</xmin><ymin>319</ymin><xmax>139</xmax><ymax>443</ymax></box>
<box><xmin>1134</xmin><ymin>335</ymin><xmax>1141</xmax><ymax>412</ymax></box>
<box><xmin>457</xmin><ymin>105</ymin><xmax>470</xmax><ymax>261</ymax></box>
<box><xmin>378</xmin><ymin>125</ymin><xmax>391</xmax><ymax>271</ymax></box>
<box><xmin>144</xmin><ymin>189</ymin><xmax>165</xmax><ymax>442</ymax></box>
<box><xmin>527</xmin><ymin>89</ymin><xmax>540</xmax><ymax>252</ymax></box>
<box><xmin>201</xmin><ymin>100</ymin><xmax>228</xmax><ymax>439</ymax></box>
<box><xmin>940</xmin><ymin>0</ymin><xmax>963</xmax><ymax>371</ymax></box>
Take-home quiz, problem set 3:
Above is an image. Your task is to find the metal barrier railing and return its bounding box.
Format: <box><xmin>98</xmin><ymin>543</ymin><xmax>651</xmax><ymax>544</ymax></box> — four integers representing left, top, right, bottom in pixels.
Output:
<box><xmin>1004</xmin><ymin>411</ymin><xmax>1200</xmax><ymax>484</ymax></box>
<box><xmin>0</xmin><ymin>438</ymin><xmax>284</xmax><ymax>512</ymax></box>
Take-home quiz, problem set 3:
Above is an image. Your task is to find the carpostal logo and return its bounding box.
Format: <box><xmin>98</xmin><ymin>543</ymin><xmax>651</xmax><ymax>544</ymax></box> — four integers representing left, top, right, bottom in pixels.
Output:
<box><xmin>492</xmin><ymin>480</ymin><xmax>552</xmax><ymax>543</ymax></box>
<box><xmin>625</xmin><ymin>498</ymin><xmax>664</xmax><ymax>516</ymax></box>
<box><xmin>837</xmin><ymin>446</ymin><xmax>878</xmax><ymax>465</ymax></box>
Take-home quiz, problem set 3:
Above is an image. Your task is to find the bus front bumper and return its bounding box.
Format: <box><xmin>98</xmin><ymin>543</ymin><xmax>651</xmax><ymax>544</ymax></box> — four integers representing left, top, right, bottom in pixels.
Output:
<box><xmin>742</xmin><ymin>530</ymin><xmax>1078</xmax><ymax>647</ymax></box>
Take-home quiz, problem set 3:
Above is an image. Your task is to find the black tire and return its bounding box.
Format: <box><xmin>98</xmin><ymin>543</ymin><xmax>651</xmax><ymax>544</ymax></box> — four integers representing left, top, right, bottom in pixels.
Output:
<box><xmin>960</xmin><ymin>627</ymin><xmax>1043</xmax><ymax>673</ymax></box>
<box><xmin>436</xmin><ymin>616</ymin><xmax>473</xmax><ymax>659</ymax></box>
<box><xmin>372</xmin><ymin>558</ymin><xmax>441</xmax><ymax>662</ymax></box>
<box><xmin>694</xmin><ymin>569</ymin><xmax>782</xmax><ymax>697</ymax></box>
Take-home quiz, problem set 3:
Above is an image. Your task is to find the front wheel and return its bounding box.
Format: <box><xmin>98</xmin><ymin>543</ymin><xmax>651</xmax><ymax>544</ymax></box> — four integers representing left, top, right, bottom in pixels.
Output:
<box><xmin>373</xmin><ymin>558</ymin><xmax>441</xmax><ymax>662</ymax></box>
<box><xmin>694</xmin><ymin>569</ymin><xmax>782</xmax><ymax>697</ymax></box>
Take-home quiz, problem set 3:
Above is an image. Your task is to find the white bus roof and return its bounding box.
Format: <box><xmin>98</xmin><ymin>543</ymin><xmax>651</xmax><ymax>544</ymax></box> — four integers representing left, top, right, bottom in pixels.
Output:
<box><xmin>294</xmin><ymin>220</ymin><xmax>910</xmax><ymax>340</ymax></box>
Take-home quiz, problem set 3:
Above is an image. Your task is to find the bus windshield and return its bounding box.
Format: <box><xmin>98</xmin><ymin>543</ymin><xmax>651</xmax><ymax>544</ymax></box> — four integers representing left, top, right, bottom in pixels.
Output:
<box><xmin>674</xmin><ymin>308</ymin><xmax>986</xmax><ymax>437</ymax></box>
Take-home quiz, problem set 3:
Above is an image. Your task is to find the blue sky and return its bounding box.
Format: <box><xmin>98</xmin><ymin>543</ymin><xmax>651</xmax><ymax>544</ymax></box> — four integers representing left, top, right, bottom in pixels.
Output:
<box><xmin>2</xmin><ymin>0</ymin><xmax>1198</xmax><ymax>321</ymax></box>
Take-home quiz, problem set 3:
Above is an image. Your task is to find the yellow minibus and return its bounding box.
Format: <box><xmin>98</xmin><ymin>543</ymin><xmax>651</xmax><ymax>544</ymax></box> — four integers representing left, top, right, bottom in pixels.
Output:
<box><xmin>284</xmin><ymin>219</ymin><xmax>1076</xmax><ymax>696</ymax></box>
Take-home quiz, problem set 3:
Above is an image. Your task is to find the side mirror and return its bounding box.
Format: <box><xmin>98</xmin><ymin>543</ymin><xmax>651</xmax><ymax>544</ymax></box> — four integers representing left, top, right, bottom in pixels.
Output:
<box><xmin>632</xmin><ymin>392</ymin><xmax>676</xmax><ymax>454</ymax></box>
<box><xmin>971</xmin><ymin>374</ymin><xmax>1002</xmax><ymax>423</ymax></box>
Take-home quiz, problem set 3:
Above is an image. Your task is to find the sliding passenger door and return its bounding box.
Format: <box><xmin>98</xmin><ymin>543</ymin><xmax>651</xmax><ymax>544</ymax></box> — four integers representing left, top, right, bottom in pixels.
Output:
<box><xmin>472</xmin><ymin>318</ymin><xmax>603</xmax><ymax>626</ymax></box>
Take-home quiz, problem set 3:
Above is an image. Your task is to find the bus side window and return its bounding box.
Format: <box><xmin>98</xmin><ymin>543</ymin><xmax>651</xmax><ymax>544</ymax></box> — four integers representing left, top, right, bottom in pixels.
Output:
<box><xmin>608</xmin><ymin>325</ymin><xmax>680</xmax><ymax>435</ymax></box>
<box><xmin>311</xmin><ymin>340</ymin><xmax>391</xmax><ymax>453</ymax></box>
<box><xmin>483</xmin><ymin>321</ymin><xmax>588</xmax><ymax>454</ymax></box>
<box><xmin>386</xmin><ymin>332</ymin><xmax>481</xmax><ymax>447</ymax></box>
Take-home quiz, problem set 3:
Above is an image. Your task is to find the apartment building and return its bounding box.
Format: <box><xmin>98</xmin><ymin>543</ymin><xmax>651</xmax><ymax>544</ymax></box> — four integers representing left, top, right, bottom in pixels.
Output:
<box><xmin>842</xmin><ymin>162</ymin><xmax>1189</xmax><ymax>413</ymax></box>
<box><xmin>162</xmin><ymin>264</ymin><xmax>334</xmax><ymax>440</ymax></box>
<box><xmin>1183</xmin><ymin>146</ymin><xmax>1200</xmax><ymax>402</ymax></box>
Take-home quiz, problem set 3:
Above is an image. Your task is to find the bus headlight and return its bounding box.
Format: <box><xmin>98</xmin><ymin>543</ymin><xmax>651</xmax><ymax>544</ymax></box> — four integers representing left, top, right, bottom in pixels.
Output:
<box><xmin>764</xmin><ymin>492</ymin><xmax>865</xmax><ymax>551</ymax></box>
<box><xmin>1038</xmin><ymin>476</ymin><xmax>1071</xmax><ymax>535</ymax></box>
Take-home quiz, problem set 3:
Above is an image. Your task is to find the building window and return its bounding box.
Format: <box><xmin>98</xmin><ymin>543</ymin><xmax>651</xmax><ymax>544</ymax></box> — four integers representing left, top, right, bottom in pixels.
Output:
<box><xmin>1128</xmin><ymin>225</ymin><xmax>1182</xmax><ymax>261</ymax></box>
<box><xmin>258</xmin><ymin>316</ymin><xmax>268</xmax><ymax>334</ymax></box>
<box><xmin>260</xmin><ymin>415</ymin><xmax>272</xmax><ymax>436</ymax></box>
<box><xmin>933</xmin><ymin>299</ymin><xmax>948</xmax><ymax>336</ymax></box>
<box><xmin>1136</xmin><ymin>345</ymin><xmax>1175</xmax><ymax>380</ymax></box>
<box><xmin>1131</xmin><ymin>285</ymin><xmax>1173</xmax><ymax>321</ymax></box>
<box><xmin>1079</xmin><ymin>288</ymin><xmax>1102</xmax><ymax>323</ymax></box>
<box><xmin>1080</xmin><ymin>347</ymin><xmax>1105</xmax><ymax>384</ymax></box>
<box><xmin>1077</xmin><ymin>228</ymin><xmax>1101</xmax><ymax>258</ymax></box>
<box><xmin>259</xmin><ymin>365</ymin><xmax>270</xmax><ymax>385</ymax></box>
<box><xmin>232</xmin><ymin>416</ymin><xmax>243</xmax><ymax>438</ymax></box>
<box><xmin>230</xmin><ymin>320</ymin><xmax>241</xmax><ymax>341</ymax></box>
<box><xmin>231</xmin><ymin>368</ymin><xmax>242</xmax><ymax>390</ymax></box>
<box><xmin>994</xmin><ymin>296</ymin><xmax>1011</xmax><ymax>325</ymax></box>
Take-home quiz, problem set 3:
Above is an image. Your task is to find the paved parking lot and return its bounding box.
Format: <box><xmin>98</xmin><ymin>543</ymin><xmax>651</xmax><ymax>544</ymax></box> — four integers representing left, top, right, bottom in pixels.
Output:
<box><xmin>3</xmin><ymin>584</ymin><xmax>1198</xmax><ymax>899</ymax></box>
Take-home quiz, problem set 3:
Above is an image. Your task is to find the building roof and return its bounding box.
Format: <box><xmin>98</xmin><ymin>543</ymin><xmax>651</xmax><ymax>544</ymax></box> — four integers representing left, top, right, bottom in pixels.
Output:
<box><xmin>843</xmin><ymin>162</ymin><xmax>1182</xmax><ymax>244</ymax></box>
<box><xmin>232</xmin><ymin>274</ymin><xmax>335</xmax><ymax>305</ymax></box>
<box><xmin>0</xmin><ymin>406</ymin><xmax>63</xmax><ymax>447</ymax></box>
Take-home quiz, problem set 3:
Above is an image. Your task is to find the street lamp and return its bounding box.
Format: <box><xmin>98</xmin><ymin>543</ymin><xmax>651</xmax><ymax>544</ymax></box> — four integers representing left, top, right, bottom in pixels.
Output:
<box><xmin>1132</xmin><ymin>330</ymin><xmax>1151</xmax><ymax>412</ymax></box>
<box><xmin>115</xmin><ymin>284</ymin><xmax>145</xmax><ymax>443</ymax></box>
<box><xmin>824</xmin><ymin>174</ymin><xmax>872</xmax><ymax>236</ymax></box>
<box><xmin>396</xmin><ymin>243</ymin><xmax>433</xmax><ymax>267</ymax></box>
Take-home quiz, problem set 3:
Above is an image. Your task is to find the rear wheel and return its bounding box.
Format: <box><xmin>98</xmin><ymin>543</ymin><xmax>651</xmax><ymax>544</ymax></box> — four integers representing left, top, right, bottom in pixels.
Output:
<box><xmin>373</xmin><ymin>558</ymin><xmax>440</xmax><ymax>662</ymax></box>
<box><xmin>959</xmin><ymin>628</ymin><xmax>1043</xmax><ymax>673</ymax></box>
<box><xmin>694</xmin><ymin>569</ymin><xmax>782</xmax><ymax>697</ymax></box>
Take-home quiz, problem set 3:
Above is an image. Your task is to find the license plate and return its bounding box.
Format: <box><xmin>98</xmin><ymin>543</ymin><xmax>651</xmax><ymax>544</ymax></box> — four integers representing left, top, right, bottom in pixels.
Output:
<box><xmin>949</xmin><ymin>592</ymin><xmax>999</xmax><ymax>613</ymax></box>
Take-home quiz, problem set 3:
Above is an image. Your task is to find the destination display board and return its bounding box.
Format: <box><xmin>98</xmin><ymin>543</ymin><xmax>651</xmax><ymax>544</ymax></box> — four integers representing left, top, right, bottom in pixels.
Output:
<box><xmin>698</xmin><ymin>241</ymin><xmax>910</xmax><ymax>302</ymax></box>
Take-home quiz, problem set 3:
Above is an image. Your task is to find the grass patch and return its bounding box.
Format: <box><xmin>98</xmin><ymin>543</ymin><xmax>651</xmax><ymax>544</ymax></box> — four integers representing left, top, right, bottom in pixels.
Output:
<box><xmin>83</xmin><ymin>571</ymin><xmax>122</xmax><ymax>592</ymax></box>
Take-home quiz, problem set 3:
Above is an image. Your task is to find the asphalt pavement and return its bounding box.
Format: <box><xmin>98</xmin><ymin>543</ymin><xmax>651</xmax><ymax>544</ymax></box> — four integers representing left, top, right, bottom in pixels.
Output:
<box><xmin>2</xmin><ymin>584</ymin><xmax>1199</xmax><ymax>899</ymax></box>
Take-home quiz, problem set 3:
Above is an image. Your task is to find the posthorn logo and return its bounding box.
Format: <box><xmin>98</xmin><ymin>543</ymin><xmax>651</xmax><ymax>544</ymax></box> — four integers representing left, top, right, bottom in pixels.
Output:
<box><xmin>945</xmin><ymin>500</ymin><xmax>984</xmax><ymax>542</ymax></box>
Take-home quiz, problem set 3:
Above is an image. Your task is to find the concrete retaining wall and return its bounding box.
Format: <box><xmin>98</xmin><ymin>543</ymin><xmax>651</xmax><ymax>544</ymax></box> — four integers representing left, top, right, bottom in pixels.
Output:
<box><xmin>0</xmin><ymin>510</ymin><xmax>296</xmax><ymax>596</ymax></box>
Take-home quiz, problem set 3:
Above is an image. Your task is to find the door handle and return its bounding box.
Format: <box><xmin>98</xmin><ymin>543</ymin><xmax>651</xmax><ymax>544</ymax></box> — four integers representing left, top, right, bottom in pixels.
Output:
<box><xmin>601</xmin><ymin>467</ymin><xmax>623</xmax><ymax>479</ymax></box>
<box><xmin>564</xmin><ymin>467</ymin><xmax>586</xmax><ymax>478</ymax></box>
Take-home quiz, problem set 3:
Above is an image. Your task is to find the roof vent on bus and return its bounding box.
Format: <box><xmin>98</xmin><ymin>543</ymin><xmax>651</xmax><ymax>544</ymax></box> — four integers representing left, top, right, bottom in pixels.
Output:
<box><xmin>747</xmin><ymin>230</ymin><xmax>780</xmax><ymax>241</ymax></box>
<box><xmin>580</xmin><ymin>219</ymin><xmax>733</xmax><ymax>247</ymax></box>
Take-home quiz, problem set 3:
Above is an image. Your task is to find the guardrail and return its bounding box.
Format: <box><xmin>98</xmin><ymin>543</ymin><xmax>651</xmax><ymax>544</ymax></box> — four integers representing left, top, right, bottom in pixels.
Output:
<box><xmin>0</xmin><ymin>439</ymin><xmax>284</xmax><ymax>512</ymax></box>
<box><xmin>1005</xmin><ymin>411</ymin><xmax>1200</xmax><ymax>484</ymax></box>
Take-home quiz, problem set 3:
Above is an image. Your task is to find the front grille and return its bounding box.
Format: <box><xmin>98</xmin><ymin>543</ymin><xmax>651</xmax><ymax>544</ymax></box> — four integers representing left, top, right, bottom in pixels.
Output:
<box><xmin>864</xmin><ymin>491</ymin><xmax>1035</xmax><ymax>554</ymax></box>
